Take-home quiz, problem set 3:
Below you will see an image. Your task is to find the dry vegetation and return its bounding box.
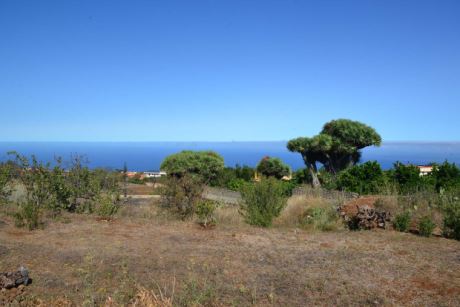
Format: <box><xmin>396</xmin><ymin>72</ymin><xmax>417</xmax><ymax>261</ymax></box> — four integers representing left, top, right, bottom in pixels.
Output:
<box><xmin>1</xmin><ymin>196</ymin><xmax>460</xmax><ymax>306</ymax></box>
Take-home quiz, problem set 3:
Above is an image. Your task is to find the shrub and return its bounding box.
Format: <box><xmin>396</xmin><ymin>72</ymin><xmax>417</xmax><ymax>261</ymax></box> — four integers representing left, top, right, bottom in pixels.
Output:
<box><xmin>393</xmin><ymin>211</ymin><xmax>411</xmax><ymax>232</ymax></box>
<box><xmin>226</xmin><ymin>178</ymin><xmax>248</xmax><ymax>191</ymax></box>
<box><xmin>239</xmin><ymin>177</ymin><xmax>287</xmax><ymax>227</ymax></box>
<box><xmin>389</xmin><ymin>162</ymin><xmax>434</xmax><ymax>193</ymax></box>
<box><xmin>14</xmin><ymin>201</ymin><xmax>42</xmax><ymax>230</ymax></box>
<box><xmin>95</xmin><ymin>194</ymin><xmax>119</xmax><ymax>219</ymax></box>
<box><xmin>335</xmin><ymin>161</ymin><xmax>386</xmax><ymax>194</ymax></box>
<box><xmin>432</xmin><ymin>161</ymin><xmax>460</xmax><ymax>192</ymax></box>
<box><xmin>195</xmin><ymin>200</ymin><xmax>217</xmax><ymax>227</ymax></box>
<box><xmin>160</xmin><ymin>151</ymin><xmax>225</xmax><ymax>184</ymax></box>
<box><xmin>418</xmin><ymin>216</ymin><xmax>436</xmax><ymax>237</ymax></box>
<box><xmin>256</xmin><ymin>156</ymin><xmax>290</xmax><ymax>179</ymax></box>
<box><xmin>442</xmin><ymin>196</ymin><xmax>460</xmax><ymax>240</ymax></box>
<box><xmin>301</xmin><ymin>206</ymin><xmax>340</xmax><ymax>231</ymax></box>
<box><xmin>0</xmin><ymin>162</ymin><xmax>12</xmax><ymax>204</ymax></box>
<box><xmin>162</xmin><ymin>175</ymin><xmax>203</xmax><ymax>219</ymax></box>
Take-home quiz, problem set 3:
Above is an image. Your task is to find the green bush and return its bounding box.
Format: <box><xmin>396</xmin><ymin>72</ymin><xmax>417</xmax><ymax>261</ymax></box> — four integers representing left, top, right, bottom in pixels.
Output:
<box><xmin>418</xmin><ymin>216</ymin><xmax>436</xmax><ymax>237</ymax></box>
<box><xmin>14</xmin><ymin>202</ymin><xmax>42</xmax><ymax>230</ymax></box>
<box><xmin>239</xmin><ymin>177</ymin><xmax>287</xmax><ymax>227</ymax></box>
<box><xmin>95</xmin><ymin>194</ymin><xmax>119</xmax><ymax>219</ymax></box>
<box><xmin>256</xmin><ymin>156</ymin><xmax>290</xmax><ymax>179</ymax></box>
<box><xmin>195</xmin><ymin>200</ymin><xmax>217</xmax><ymax>227</ymax></box>
<box><xmin>393</xmin><ymin>211</ymin><xmax>411</xmax><ymax>232</ymax></box>
<box><xmin>442</xmin><ymin>196</ymin><xmax>460</xmax><ymax>240</ymax></box>
<box><xmin>162</xmin><ymin>175</ymin><xmax>203</xmax><ymax>219</ymax></box>
<box><xmin>432</xmin><ymin>161</ymin><xmax>460</xmax><ymax>192</ymax></box>
<box><xmin>335</xmin><ymin>161</ymin><xmax>386</xmax><ymax>194</ymax></box>
<box><xmin>160</xmin><ymin>150</ymin><xmax>225</xmax><ymax>184</ymax></box>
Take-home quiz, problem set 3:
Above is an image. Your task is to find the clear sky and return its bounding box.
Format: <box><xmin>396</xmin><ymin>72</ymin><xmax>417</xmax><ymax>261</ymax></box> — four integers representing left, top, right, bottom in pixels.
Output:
<box><xmin>1</xmin><ymin>0</ymin><xmax>459</xmax><ymax>142</ymax></box>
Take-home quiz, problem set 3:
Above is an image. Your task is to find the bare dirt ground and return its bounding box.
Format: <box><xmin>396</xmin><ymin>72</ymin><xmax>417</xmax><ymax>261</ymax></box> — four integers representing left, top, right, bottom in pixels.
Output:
<box><xmin>1</xmin><ymin>202</ymin><xmax>460</xmax><ymax>306</ymax></box>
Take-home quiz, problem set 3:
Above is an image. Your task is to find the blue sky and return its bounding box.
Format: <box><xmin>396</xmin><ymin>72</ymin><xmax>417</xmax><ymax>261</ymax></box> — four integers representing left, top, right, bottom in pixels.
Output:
<box><xmin>1</xmin><ymin>0</ymin><xmax>459</xmax><ymax>142</ymax></box>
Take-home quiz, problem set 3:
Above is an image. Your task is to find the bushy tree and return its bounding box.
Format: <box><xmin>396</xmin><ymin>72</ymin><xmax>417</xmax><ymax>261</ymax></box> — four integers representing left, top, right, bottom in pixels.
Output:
<box><xmin>335</xmin><ymin>161</ymin><xmax>386</xmax><ymax>194</ymax></box>
<box><xmin>160</xmin><ymin>151</ymin><xmax>225</xmax><ymax>184</ymax></box>
<box><xmin>288</xmin><ymin>119</ymin><xmax>381</xmax><ymax>187</ymax></box>
<box><xmin>388</xmin><ymin>162</ymin><xmax>435</xmax><ymax>193</ymax></box>
<box><xmin>256</xmin><ymin>156</ymin><xmax>290</xmax><ymax>179</ymax></box>
<box><xmin>162</xmin><ymin>174</ymin><xmax>203</xmax><ymax>219</ymax></box>
<box><xmin>432</xmin><ymin>161</ymin><xmax>460</xmax><ymax>192</ymax></box>
<box><xmin>239</xmin><ymin>177</ymin><xmax>287</xmax><ymax>227</ymax></box>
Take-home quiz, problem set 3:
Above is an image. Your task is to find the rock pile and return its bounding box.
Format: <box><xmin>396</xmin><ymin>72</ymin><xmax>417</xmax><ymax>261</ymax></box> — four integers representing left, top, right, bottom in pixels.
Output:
<box><xmin>0</xmin><ymin>266</ymin><xmax>29</xmax><ymax>290</ymax></box>
<box><xmin>339</xmin><ymin>197</ymin><xmax>391</xmax><ymax>230</ymax></box>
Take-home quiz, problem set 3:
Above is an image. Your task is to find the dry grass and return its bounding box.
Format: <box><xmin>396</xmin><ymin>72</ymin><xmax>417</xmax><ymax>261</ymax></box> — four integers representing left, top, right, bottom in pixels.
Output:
<box><xmin>1</xmin><ymin>198</ymin><xmax>460</xmax><ymax>306</ymax></box>
<box><xmin>274</xmin><ymin>195</ymin><xmax>343</xmax><ymax>231</ymax></box>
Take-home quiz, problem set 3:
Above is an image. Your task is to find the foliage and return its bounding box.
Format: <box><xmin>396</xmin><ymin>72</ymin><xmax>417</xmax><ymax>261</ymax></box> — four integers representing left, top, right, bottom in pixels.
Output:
<box><xmin>292</xmin><ymin>168</ymin><xmax>311</xmax><ymax>185</ymax></box>
<box><xmin>14</xmin><ymin>201</ymin><xmax>42</xmax><ymax>230</ymax></box>
<box><xmin>161</xmin><ymin>150</ymin><xmax>225</xmax><ymax>184</ymax></box>
<box><xmin>0</xmin><ymin>162</ymin><xmax>12</xmax><ymax>203</ymax></box>
<box><xmin>300</xmin><ymin>206</ymin><xmax>340</xmax><ymax>231</ymax></box>
<box><xmin>418</xmin><ymin>216</ymin><xmax>436</xmax><ymax>237</ymax></box>
<box><xmin>287</xmin><ymin>119</ymin><xmax>381</xmax><ymax>187</ymax></box>
<box><xmin>393</xmin><ymin>211</ymin><xmax>411</xmax><ymax>232</ymax></box>
<box><xmin>211</xmin><ymin>164</ymin><xmax>255</xmax><ymax>190</ymax></box>
<box><xmin>162</xmin><ymin>175</ymin><xmax>203</xmax><ymax>219</ymax></box>
<box><xmin>256</xmin><ymin>156</ymin><xmax>290</xmax><ymax>179</ymax></box>
<box><xmin>95</xmin><ymin>194</ymin><xmax>119</xmax><ymax>219</ymax></box>
<box><xmin>195</xmin><ymin>200</ymin><xmax>217</xmax><ymax>227</ymax></box>
<box><xmin>432</xmin><ymin>161</ymin><xmax>460</xmax><ymax>192</ymax></box>
<box><xmin>239</xmin><ymin>177</ymin><xmax>287</xmax><ymax>227</ymax></box>
<box><xmin>335</xmin><ymin>161</ymin><xmax>386</xmax><ymax>194</ymax></box>
<box><xmin>441</xmin><ymin>195</ymin><xmax>460</xmax><ymax>240</ymax></box>
<box><xmin>234</xmin><ymin>164</ymin><xmax>255</xmax><ymax>181</ymax></box>
<box><xmin>386</xmin><ymin>162</ymin><xmax>436</xmax><ymax>194</ymax></box>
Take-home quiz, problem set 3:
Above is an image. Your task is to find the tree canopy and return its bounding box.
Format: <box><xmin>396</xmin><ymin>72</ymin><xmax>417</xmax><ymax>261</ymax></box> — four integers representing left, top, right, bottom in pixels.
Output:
<box><xmin>160</xmin><ymin>150</ymin><xmax>225</xmax><ymax>183</ymax></box>
<box><xmin>256</xmin><ymin>156</ymin><xmax>290</xmax><ymax>179</ymax></box>
<box><xmin>287</xmin><ymin>119</ymin><xmax>381</xmax><ymax>187</ymax></box>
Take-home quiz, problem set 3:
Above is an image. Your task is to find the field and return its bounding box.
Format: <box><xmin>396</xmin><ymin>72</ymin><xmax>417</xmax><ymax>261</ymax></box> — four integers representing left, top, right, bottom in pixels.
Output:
<box><xmin>1</xmin><ymin>197</ymin><xmax>460</xmax><ymax>306</ymax></box>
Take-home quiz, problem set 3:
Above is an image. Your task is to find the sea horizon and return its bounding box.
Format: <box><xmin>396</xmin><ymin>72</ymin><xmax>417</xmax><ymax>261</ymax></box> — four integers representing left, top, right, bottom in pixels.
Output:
<box><xmin>1</xmin><ymin>141</ymin><xmax>460</xmax><ymax>172</ymax></box>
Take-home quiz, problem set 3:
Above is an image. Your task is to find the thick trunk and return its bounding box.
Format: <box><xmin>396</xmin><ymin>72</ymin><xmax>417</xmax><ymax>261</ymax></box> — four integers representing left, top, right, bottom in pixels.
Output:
<box><xmin>309</xmin><ymin>165</ymin><xmax>321</xmax><ymax>188</ymax></box>
<box><xmin>303</xmin><ymin>158</ymin><xmax>320</xmax><ymax>188</ymax></box>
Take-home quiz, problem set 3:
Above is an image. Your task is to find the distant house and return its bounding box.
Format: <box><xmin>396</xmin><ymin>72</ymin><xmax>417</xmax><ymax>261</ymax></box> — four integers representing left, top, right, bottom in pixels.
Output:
<box><xmin>417</xmin><ymin>165</ymin><xmax>433</xmax><ymax>176</ymax></box>
<box><xmin>143</xmin><ymin>171</ymin><xmax>167</xmax><ymax>178</ymax></box>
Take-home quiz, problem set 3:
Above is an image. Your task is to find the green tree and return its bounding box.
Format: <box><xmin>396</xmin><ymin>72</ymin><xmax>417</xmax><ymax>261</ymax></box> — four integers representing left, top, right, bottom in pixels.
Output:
<box><xmin>432</xmin><ymin>161</ymin><xmax>460</xmax><ymax>192</ymax></box>
<box><xmin>239</xmin><ymin>177</ymin><xmax>287</xmax><ymax>227</ymax></box>
<box><xmin>335</xmin><ymin>161</ymin><xmax>386</xmax><ymax>194</ymax></box>
<box><xmin>256</xmin><ymin>156</ymin><xmax>290</xmax><ymax>179</ymax></box>
<box><xmin>160</xmin><ymin>150</ymin><xmax>225</xmax><ymax>184</ymax></box>
<box><xmin>287</xmin><ymin>119</ymin><xmax>381</xmax><ymax>188</ymax></box>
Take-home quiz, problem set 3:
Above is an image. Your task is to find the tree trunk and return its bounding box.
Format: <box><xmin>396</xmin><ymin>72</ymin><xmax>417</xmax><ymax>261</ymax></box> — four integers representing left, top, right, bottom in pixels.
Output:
<box><xmin>305</xmin><ymin>160</ymin><xmax>320</xmax><ymax>189</ymax></box>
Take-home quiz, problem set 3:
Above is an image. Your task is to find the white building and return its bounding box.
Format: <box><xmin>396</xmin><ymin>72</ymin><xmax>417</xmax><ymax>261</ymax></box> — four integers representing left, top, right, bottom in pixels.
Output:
<box><xmin>143</xmin><ymin>171</ymin><xmax>167</xmax><ymax>178</ymax></box>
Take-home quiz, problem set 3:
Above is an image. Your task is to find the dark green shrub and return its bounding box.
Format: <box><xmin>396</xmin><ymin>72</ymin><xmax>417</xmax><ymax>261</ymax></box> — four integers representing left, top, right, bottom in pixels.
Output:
<box><xmin>393</xmin><ymin>211</ymin><xmax>411</xmax><ymax>232</ymax></box>
<box><xmin>432</xmin><ymin>161</ymin><xmax>460</xmax><ymax>192</ymax></box>
<box><xmin>195</xmin><ymin>200</ymin><xmax>217</xmax><ymax>227</ymax></box>
<box><xmin>239</xmin><ymin>177</ymin><xmax>287</xmax><ymax>227</ymax></box>
<box><xmin>161</xmin><ymin>151</ymin><xmax>225</xmax><ymax>184</ymax></box>
<box><xmin>256</xmin><ymin>156</ymin><xmax>290</xmax><ymax>179</ymax></box>
<box><xmin>335</xmin><ymin>161</ymin><xmax>386</xmax><ymax>194</ymax></box>
<box><xmin>226</xmin><ymin>178</ymin><xmax>248</xmax><ymax>191</ymax></box>
<box><xmin>442</xmin><ymin>196</ymin><xmax>460</xmax><ymax>240</ymax></box>
<box><xmin>418</xmin><ymin>216</ymin><xmax>436</xmax><ymax>237</ymax></box>
<box><xmin>162</xmin><ymin>175</ymin><xmax>203</xmax><ymax>219</ymax></box>
<box><xmin>389</xmin><ymin>162</ymin><xmax>435</xmax><ymax>193</ymax></box>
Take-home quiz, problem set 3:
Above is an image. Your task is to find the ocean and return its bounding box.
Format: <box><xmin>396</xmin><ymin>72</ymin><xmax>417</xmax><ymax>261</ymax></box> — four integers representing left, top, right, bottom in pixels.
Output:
<box><xmin>0</xmin><ymin>142</ymin><xmax>459</xmax><ymax>171</ymax></box>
